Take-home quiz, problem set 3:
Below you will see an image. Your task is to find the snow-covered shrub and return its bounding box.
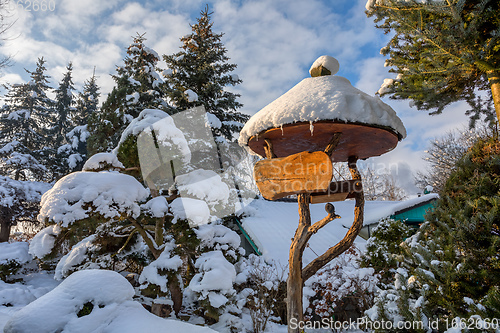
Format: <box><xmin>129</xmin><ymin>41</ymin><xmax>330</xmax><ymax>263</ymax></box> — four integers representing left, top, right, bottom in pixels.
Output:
<box><xmin>234</xmin><ymin>254</ymin><xmax>286</xmax><ymax>333</ymax></box>
<box><xmin>188</xmin><ymin>250</ymin><xmax>236</xmax><ymax>318</ymax></box>
<box><xmin>30</xmin><ymin>168</ymin><xmax>152</xmax><ymax>274</ymax></box>
<box><xmin>365</xmin><ymin>137</ymin><xmax>500</xmax><ymax>332</ymax></box>
<box><xmin>360</xmin><ymin>218</ymin><xmax>413</xmax><ymax>284</ymax></box>
<box><xmin>3</xmin><ymin>269</ymin><xmax>217</xmax><ymax>333</ymax></box>
<box><xmin>82</xmin><ymin>152</ymin><xmax>125</xmax><ymax>172</ymax></box>
<box><xmin>305</xmin><ymin>246</ymin><xmax>379</xmax><ymax>323</ymax></box>
<box><xmin>138</xmin><ymin>239</ymin><xmax>183</xmax><ymax>315</ymax></box>
<box><xmin>184</xmin><ymin>224</ymin><xmax>245</xmax><ymax>323</ymax></box>
<box><xmin>0</xmin><ymin>175</ymin><xmax>50</xmax><ymax>242</ymax></box>
<box><xmin>0</xmin><ymin>242</ymin><xmax>32</xmax><ymax>281</ymax></box>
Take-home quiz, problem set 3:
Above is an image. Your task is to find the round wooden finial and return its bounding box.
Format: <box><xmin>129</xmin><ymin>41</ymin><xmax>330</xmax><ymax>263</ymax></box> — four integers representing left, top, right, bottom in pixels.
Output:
<box><xmin>309</xmin><ymin>55</ymin><xmax>339</xmax><ymax>77</ymax></box>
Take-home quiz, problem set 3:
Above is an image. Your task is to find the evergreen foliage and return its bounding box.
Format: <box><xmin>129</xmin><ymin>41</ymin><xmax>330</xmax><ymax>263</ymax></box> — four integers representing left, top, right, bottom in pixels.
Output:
<box><xmin>367</xmin><ymin>135</ymin><xmax>500</xmax><ymax>332</ymax></box>
<box><xmin>0</xmin><ymin>57</ymin><xmax>53</xmax><ymax>181</ymax></box>
<box><xmin>163</xmin><ymin>6</ymin><xmax>249</xmax><ymax>142</ymax></box>
<box><xmin>59</xmin><ymin>71</ymin><xmax>100</xmax><ymax>172</ymax></box>
<box><xmin>87</xmin><ymin>34</ymin><xmax>167</xmax><ymax>156</ymax></box>
<box><xmin>51</xmin><ymin>63</ymin><xmax>76</xmax><ymax>178</ymax></box>
<box><xmin>53</xmin><ymin>63</ymin><xmax>76</xmax><ymax>148</ymax></box>
<box><xmin>0</xmin><ymin>175</ymin><xmax>48</xmax><ymax>242</ymax></box>
<box><xmin>367</xmin><ymin>0</ymin><xmax>500</xmax><ymax>126</ymax></box>
<box><xmin>360</xmin><ymin>218</ymin><xmax>413</xmax><ymax>284</ymax></box>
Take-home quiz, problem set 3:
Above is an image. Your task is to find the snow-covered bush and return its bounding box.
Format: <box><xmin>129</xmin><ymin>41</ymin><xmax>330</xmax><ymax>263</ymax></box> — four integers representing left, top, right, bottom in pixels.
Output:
<box><xmin>3</xmin><ymin>269</ymin><xmax>217</xmax><ymax>333</ymax></box>
<box><xmin>30</xmin><ymin>167</ymin><xmax>152</xmax><ymax>275</ymax></box>
<box><xmin>234</xmin><ymin>254</ymin><xmax>286</xmax><ymax>333</ymax></box>
<box><xmin>364</xmin><ymin>137</ymin><xmax>500</xmax><ymax>332</ymax></box>
<box><xmin>183</xmin><ymin>224</ymin><xmax>245</xmax><ymax>323</ymax></box>
<box><xmin>305</xmin><ymin>246</ymin><xmax>379</xmax><ymax>323</ymax></box>
<box><xmin>0</xmin><ymin>242</ymin><xmax>32</xmax><ymax>281</ymax></box>
<box><xmin>359</xmin><ymin>218</ymin><xmax>413</xmax><ymax>284</ymax></box>
<box><xmin>0</xmin><ymin>175</ymin><xmax>50</xmax><ymax>242</ymax></box>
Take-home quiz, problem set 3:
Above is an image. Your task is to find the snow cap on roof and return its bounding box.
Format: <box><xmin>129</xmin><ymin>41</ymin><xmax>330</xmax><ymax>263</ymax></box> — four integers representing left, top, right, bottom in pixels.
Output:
<box><xmin>239</xmin><ymin>56</ymin><xmax>406</xmax><ymax>147</ymax></box>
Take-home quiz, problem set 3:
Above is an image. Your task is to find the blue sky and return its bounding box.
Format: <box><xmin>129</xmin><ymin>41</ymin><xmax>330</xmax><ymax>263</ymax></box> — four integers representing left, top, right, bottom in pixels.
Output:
<box><xmin>0</xmin><ymin>0</ymin><xmax>472</xmax><ymax>194</ymax></box>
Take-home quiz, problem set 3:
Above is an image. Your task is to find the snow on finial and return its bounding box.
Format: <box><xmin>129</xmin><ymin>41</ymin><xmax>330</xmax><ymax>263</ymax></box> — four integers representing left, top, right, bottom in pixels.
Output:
<box><xmin>309</xmin><ymin>55</ymin><xmax>339</xmax><ymax>77</ymax></box>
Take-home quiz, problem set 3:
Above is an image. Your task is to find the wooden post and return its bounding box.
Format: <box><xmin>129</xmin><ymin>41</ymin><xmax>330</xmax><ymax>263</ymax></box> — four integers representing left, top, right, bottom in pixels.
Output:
<box><xmin>287</xmin><ymin>193</ymin><xmax>310</xmax><ymax>332</ymax></box>
<box><xmin>286</xmin><ymin>155</ymin><xmax>364</xmax><ymax>333</ymax></box>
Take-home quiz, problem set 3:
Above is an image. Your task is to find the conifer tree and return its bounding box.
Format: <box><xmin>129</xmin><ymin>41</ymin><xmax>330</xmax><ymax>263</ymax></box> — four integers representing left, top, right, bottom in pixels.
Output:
<box><xmin>367</xmin><ymin>135</ymin><xmax>500</xmax><ymax>332</ymax></box>
<box><xmin>87</xmin><ymin>34</ymin><xmax>167</xmax><ymax>156</ymax></box>
<box><xmin>59</xmin><ymin>71</ymin><xmax>100</xmax><ymax>172</ymax></box>
<box><xmin>163</xmin><ymin>6</ymin><xmax>248</xmax><ymax>142</ymax></box>
<box><xmin>53</xmin><ymin>63</ymin><xmax>75</xmax><ymax>147</ymax></box>
<box><xmin>367</xmin><ymin>0</ymin><xmax>500</xmax><ymax>127</ymax></box>
<box><xmin>0</xmin><ymin>57</ymin><xmax>53</xmax><ymax>181</ymax></box>
<box><xmin>51</xmin><ymin>63</ymin><xmax>76</xmax><ymax>178</ymax></box>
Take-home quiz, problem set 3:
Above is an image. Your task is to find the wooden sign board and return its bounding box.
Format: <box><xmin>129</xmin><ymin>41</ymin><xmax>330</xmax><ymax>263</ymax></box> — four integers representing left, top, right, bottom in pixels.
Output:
<box><xmin>254</xmin><ymin>151</ymin><xmax>332</xmax><ymax>201</ymax></box>
<box><xmin>310</xmin><ymin>179</ymin><xmax>363</xmax><ymax>204</ymax></box>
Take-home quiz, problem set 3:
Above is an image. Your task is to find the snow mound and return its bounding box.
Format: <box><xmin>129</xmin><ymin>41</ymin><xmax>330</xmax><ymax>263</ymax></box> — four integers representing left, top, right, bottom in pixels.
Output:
<box><xmin>188</xmin><ymin>251</ymin><xmax>236</xmax><ymax>308</ymax></box>
<box><xmin>196</xmin><ymin>224</ymin><xmax>241</xmax><ymax>251</ymax></box>
<box><xmin>175</xmin><ymin>169</ymin><xmax>230</xmax><ymax>205</ymax></box>
<box><xmin>141</xmin><ymin>196</ymin><xmax>169</xmax><ymax>218</ymax></box>
<box><xmin>0</xmin><ymin>242</ymin><xmax>31</xmax><ymax>265</ymax></box>
<box><xmin>139</xmin><ymin>242</ymin><xmax>183</xmax><ymax>292</ymax></box>
<box><xmin>3</xmin><ymin>269</ymin><xmax>217</xmax><ymax>333</ymax></box>
<box><xmin>239</xmin><ymin>72</ymin><xmax>406</xmax><ymax>146</ymax></box>
<box><xmin>116</xmin><ymin>108</ymin><xmax>169</xmax><ymax>147</ymax></box>
<box><xmin>170</xmin><ymin>197</ymin><xmax>211</xmax><ymax>227</ymax></box>
<box><xmin>82</xmin><ymin>153</ymin><xmax>124</xmax><ymax>171</ymax></box>
<box><xmin>206</xmin><ymin>112</ymin><xmax>222</xmax><ymax>129</ymax></box>
<box><xmin>185</xmin><ymin>89</ymin><xmax>198</xmax><ymax>102</ymax></box>
<box><xmin>38</xmin><ymin>171</ymin><xmax>149</xmax><ymax>227</ymax></box>
<box><xmin>29</xmin><ymin>224</ymin><xmax>61</xmax><ymax>259</ymax></box>
<box><xmin>0</xmin><ymin>272</ymin><xmax>59</xmax><ymax>308</ymax></box>
<box><xmin>309</xmin><ymin>55</ymin><xmax>339</xmax><ymax>76</ymax></box>
<box><xmin>54</xmin><ymin>235</ymin><xmax>97</xmax><ymax>280</ymax></box>
<box><xmin>3</xmin><ymin>269</ymin><xmax>133</xmax><ymax>332</ymax></box>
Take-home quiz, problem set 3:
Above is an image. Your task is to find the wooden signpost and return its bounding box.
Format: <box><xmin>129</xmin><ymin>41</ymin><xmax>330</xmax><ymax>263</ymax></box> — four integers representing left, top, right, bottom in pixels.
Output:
<box><xmin>254</xmin><ymin>151</ymin><xmax>332</xmax><ymax>200</ymax></box>
<box><xmin>240</xmin><ymin>56</ymin><xmax>404</xmax><ymax>333</ymax></box>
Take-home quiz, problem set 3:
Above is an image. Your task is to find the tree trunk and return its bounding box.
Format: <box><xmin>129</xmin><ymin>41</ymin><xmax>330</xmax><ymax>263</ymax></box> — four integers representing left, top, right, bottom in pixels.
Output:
<box><xmin>487</xmin><ymin>70</ymin><xmax>500</xmax><ymax>126</ymax></box>
<box><xmin>0</xmin><ymin>219</ymin><xmax>11</xmax><ymax>242</ymax></box>
<box><xmin>287</xmin><ymin>193</ymin><xmax>310</xmax><ymax>333</ymax></box>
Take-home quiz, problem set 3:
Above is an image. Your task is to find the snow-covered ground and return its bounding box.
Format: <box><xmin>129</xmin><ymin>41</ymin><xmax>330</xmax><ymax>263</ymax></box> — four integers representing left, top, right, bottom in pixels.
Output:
<box><xmin>0</xmin><ymin>243</ymin><xmax>220</xmax><ymax>333</ymax></box>
<box><xmin>0</xmin><ymin>196</ymin><xmax>393</xmax><ymax>332</ymax></box>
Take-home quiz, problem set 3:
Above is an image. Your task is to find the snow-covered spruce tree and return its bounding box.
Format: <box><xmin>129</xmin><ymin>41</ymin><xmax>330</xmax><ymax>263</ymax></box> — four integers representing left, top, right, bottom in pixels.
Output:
<box><xmin>59</xmin><ymin>71</ymin><xmax>100</xmax><ymax>172</ymax></box>
<box><xmin>366</xmin><ymin>0</ymin><xmax>500</xmax><ymax>127</ymax></box>
<box><xmin>163</xmin><ymin>6</ymin><xmax>249</xmax><ymax>143</ymax></box>
<box><xmin>87</xmin><ymin>33</ymin><xmax>167</xmax><ymax>156</ymax></box>
<box><xmin>50</xmin><ymin>63</ymin><xmax>76</xmax><ymax>178</ymax></box>
<box><xmin>366</xmin><ymin>136</ymin><xmax>500</xmax><ymax>332</ymax></box>
<box><xmin>0</xmin><ymin>175</ymin><xmax>50</xmax><ymax>242</ymax></box>
<box><xmin>0</xmin><ymin>57</ymin><xmax>54</xmax><ymax>182</ymax></box>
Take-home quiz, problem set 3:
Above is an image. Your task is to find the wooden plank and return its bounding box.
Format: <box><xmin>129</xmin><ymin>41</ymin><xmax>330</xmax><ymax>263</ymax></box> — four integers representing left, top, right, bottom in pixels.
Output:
<box><xmin>254</xmin><ymin>151</ymin><xmax>332</xmax><ymax>201</ymax></box>
<box><xmin>310</xmin><ymin>179</ymin><xmax>362</xmax><ymax>204</ymax></box>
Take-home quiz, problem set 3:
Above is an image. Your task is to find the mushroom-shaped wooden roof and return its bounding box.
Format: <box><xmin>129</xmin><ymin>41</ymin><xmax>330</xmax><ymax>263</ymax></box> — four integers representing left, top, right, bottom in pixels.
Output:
<box><xmin>239</xmin><ymin>56</ymin><xmax>406</xmax><ymax>161</ymax></box>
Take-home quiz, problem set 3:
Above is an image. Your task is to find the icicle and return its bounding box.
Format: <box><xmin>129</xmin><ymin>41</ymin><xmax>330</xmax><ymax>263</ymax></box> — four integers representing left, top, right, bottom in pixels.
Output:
<box><xmin>280</xmin><ymin>124</ymin><xmax>284</xmax><ymax>136</ymax></box>
<box><xmin>309</xmin><ymin>121</ymin><xmax>314</xmax><ymax>136</ymax></box>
